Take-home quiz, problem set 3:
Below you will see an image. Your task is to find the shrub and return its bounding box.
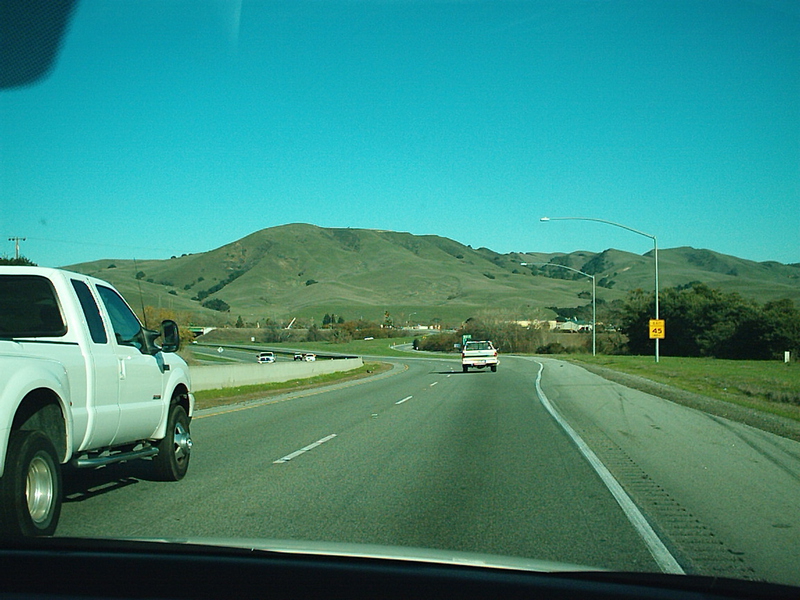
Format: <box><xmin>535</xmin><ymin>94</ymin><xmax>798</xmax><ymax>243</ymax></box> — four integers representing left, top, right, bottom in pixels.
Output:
<box><xmin>537</xmin><ymin>342</ymin><xmax>567</xmax><ymax>354</ymax></box>
<box><xmin>202</xmin><ymin>298</ymin><xmax>230</xmax><ymax>312</ymax></box>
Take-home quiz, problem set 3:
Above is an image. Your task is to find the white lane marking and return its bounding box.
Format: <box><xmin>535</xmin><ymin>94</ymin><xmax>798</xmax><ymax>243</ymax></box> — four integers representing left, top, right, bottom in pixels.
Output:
<box><xmin>430</xmin><ymin>381</ymin><xmax>438</xmax><ymax>387</ymax></box>
<box><xmin>533</xmin><ymin>361</ymin><xmax>685</xmax><ymax>575</ymax></box>
<box><xmin>273</xmin><ymin>434</ymin><xmax>337</xmax><ymax>464</ymax></box>
<box><xmin>396</xmin><ymin>396</ymin><xmax>413</xmax><ymax>405</ymax></box>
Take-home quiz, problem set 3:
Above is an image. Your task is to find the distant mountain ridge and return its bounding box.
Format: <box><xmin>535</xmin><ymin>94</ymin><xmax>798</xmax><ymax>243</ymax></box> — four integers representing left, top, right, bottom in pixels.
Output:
<box><xmin>66</xmin><ymin>223</ymin><xmax>800</xmax><ymax>325</ymax></box>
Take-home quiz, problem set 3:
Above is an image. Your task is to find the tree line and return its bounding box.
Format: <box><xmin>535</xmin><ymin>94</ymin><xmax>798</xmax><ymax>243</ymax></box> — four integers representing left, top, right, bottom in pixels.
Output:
<box><xmin>414</xmin><ymin>283</ymin><xmax>799</xmax><ymax>361</ymax></box>
<box><xmin>415</xmin><ymin>318</ymin><xmax>553</xmax><ymax>354</ymax></box>
<box><xmin>620</xmin><ymin>283</ymin><xmax>799</xmax><ymax>360</ymax></box>
<box><xmin>0</xmin><ymin>256</ymin><xmax>36</xmax><ymax>266</ymax></box>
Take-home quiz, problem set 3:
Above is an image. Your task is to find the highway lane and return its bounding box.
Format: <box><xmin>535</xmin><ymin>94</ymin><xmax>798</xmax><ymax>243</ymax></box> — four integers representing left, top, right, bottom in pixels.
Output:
<box><xmin>57</xmin><ymin>355</ymin><xmax>661</xmax><ymax>573</ymax></box>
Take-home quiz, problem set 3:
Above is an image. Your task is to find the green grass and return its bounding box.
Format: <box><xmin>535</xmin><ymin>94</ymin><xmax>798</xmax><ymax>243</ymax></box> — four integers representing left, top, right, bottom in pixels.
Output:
<box><xmin>194</xmin><ymin>362</ymin><xmax>391</xmax><ymax>409</ymax></box>
<box><xmin>567</xmin><ymin>355</ymin><xmax>800</xmax><ymax>422</ymax></box>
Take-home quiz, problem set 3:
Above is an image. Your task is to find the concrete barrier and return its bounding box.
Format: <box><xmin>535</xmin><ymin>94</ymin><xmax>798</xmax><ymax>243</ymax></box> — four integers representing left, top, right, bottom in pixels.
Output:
<box><xmin>189</xmin><ymin>357</ymin><xmax>363</xmax><ymax>392</ymax></box>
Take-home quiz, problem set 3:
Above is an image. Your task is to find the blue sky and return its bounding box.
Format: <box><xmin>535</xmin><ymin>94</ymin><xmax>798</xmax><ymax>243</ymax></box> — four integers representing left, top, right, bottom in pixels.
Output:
<box><xmin>2</xmin><ymin>0</ymin><xmax>798</xmax><ymax>268</ymax></box>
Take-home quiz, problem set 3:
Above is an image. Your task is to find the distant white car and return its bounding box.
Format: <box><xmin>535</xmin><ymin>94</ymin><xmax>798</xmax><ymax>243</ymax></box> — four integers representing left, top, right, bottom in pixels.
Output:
<box><xmin>303</xmin><ymin>353</ymin><xmax>316</xmax><ymax>362</ymax></box>
<box><xmin>257</xmin><ymin>352</ymin><xmax>275</xmax><ymax>363</ymax></box>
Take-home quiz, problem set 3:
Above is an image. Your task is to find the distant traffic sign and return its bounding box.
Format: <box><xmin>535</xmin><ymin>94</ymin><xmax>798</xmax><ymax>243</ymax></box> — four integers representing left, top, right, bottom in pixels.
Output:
<box><xmin>649</xmin><ymin>319</ymin><xmax>665</xmax><ymax>339</ymax></box>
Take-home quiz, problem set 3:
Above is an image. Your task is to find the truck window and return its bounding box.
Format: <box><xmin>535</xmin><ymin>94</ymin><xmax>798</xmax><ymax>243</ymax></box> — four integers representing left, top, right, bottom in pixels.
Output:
<box><xmin>466</xmin><ymin>341</ymin><xmax>490</xmax><ymax>351</ymax></box>
<box><xmin>96</xmin><ymin>285</ymin><xmax>143</xmax><ymax>348</ymax></box>
<box><xmin>71</xmin><ymin>279</ymin><xmax>108</xmax><ymax>344</ymax></box>
<box><xmin>0</xmin><ymin>275</ymin><xmax>66</xmax><ymax>338</ymax></box>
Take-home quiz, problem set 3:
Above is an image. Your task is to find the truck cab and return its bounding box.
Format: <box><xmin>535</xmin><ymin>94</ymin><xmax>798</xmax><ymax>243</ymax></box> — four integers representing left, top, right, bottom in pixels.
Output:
<box><xmin>0</xmin><ymin>267</ymin><xmax>194</xmax><ymax>537</ymax></box>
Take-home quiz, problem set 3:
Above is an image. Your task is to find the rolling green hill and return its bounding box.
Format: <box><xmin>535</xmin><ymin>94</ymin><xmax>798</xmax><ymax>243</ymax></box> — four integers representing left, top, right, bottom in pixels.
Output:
<box><xmin>64</xmin><ymin>224</ymin><xmax>800</xmax><ymax>326</ymax></box>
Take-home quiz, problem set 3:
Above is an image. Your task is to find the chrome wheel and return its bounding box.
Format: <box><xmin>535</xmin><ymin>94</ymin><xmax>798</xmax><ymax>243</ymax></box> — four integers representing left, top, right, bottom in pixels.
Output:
<box><xmin>173</xmin><ymin>420</ymin><xmax>192</xmax><ymax>464</ymax></box>
<box><xmin>26</xmin><ymin>453</ymin><xmax>56</xmax><ymax>525</ymax></box>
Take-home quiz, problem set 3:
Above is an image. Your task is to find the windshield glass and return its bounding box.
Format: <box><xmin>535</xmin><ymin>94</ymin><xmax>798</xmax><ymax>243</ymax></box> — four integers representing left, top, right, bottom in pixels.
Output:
<box><xmin>1</xmin><ymin>0</ymin><xmax>798</xmax><ymax>591</ymax></box>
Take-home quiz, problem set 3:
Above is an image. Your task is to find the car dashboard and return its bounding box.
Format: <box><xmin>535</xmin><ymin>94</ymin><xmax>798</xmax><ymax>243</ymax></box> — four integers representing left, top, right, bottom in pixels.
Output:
<box><xmin>0</xmin><ymin>538</ymin><xmax>795</xmax><ymax>600</ymax></box>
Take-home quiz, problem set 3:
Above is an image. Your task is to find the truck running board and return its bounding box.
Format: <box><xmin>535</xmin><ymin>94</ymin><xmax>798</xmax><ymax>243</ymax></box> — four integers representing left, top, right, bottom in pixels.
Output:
<box><xmin>71</xmin><ymin>446</ymin><xmax>159</xmax><ymax>468</ymax></box>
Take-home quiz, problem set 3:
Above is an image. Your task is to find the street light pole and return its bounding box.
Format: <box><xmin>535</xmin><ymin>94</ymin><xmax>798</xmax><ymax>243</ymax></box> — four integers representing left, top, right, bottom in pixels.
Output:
<box><xmin>540</xmin><ymin>216</ymin><xmax>659</xmax><ymax>363</ymax></box>
<box><xmin>522</xmin><ymin>262</ymin><xmax>595</xmax><ymax>356</ymax></box>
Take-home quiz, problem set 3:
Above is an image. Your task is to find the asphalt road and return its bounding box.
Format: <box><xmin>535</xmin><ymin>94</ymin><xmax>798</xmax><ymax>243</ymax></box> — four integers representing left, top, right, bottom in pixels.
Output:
<box><xmin>56</xmin><ymin>355</ymin><xmax>800</xmax><ymax>585</ymax></box>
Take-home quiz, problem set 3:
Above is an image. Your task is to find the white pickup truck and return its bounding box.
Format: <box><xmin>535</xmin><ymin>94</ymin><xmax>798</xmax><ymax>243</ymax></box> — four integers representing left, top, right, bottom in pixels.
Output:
<box><xmin>461</xmin><ymin>340</ymin><xmax>498</xmax><ymax>373</ymax></box>
<box><xmin>0</xmin><ymin>266</ymin><xmax>194</xmax><ymax>537</ymax></box>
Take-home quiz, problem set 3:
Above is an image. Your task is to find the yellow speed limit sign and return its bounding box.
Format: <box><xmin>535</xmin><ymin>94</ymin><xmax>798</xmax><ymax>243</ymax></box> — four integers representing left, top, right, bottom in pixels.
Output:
<box><xmin>649</xmin><ymin>319</ymin><xmax>665</xmax><ymax>339</ymax></box>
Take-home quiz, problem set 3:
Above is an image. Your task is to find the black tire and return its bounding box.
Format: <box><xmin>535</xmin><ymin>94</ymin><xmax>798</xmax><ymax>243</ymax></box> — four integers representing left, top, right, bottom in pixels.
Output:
<box><xmin>462</xmin><ymin>365</ymin><xmax>468</xmax><ymax>373</ymax></box>
<box><xmin>490</xmin><ymin>365</ymin><xmax>497</xmax><ymax>372</ymax></box>
<box><xmin>0</xmin><ymin>430</ymin><xmax>62</xmax><ymax>537</ymax></box>
<box><xmin>152</xmin><ymin>404</ymin><xmax>192</xmax><ymax>481</ymax></box>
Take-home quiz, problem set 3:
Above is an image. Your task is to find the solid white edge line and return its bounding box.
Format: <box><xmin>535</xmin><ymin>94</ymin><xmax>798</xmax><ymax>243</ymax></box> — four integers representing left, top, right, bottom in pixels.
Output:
<box><xmin>533</xmin><ymin>361</ymin><xmax>685</xmax><ymax>575</ymax></box>
<box><xmin>396</xmin><ymin>396</ymin><xmax>413</xmax><ymax>405</ymax></box>
<box><xmin>274</xmin><ymin>434</ymin><xmax>338</xmax><ymax>464</ymax></box>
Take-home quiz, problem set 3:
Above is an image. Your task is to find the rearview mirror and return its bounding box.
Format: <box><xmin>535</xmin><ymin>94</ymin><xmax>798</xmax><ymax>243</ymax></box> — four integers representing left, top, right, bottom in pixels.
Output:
<box><xmin>160</xmin><ymin>320</ymin><xmax>180</xmax><ymax>353</ymax></box>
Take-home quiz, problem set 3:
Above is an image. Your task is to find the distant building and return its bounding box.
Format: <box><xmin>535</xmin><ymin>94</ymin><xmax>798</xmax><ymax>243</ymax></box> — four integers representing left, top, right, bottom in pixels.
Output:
<box><xmin>554</xmin><ymin>317</ymin><xmax>592</xmax><ymax>332</ymax></box>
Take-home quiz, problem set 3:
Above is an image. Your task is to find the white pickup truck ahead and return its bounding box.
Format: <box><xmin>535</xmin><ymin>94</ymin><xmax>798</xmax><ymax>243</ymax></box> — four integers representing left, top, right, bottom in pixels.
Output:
<box><xmin>0</xmin><ymin>266</ymin><xmax>194</xmax><ymax>537</ymax></box>
<box><xmin>461</xmin><ymin>340</ymin><xmax>498</xmax><ymax>373</ymax></box>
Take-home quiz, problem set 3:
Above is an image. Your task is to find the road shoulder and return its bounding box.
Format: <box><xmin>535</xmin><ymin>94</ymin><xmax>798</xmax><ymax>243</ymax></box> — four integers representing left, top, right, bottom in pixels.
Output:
<box><xmin>573</xmin><ymin>361</ymin><xmax>800</xmax><ymax>442</ymax></box>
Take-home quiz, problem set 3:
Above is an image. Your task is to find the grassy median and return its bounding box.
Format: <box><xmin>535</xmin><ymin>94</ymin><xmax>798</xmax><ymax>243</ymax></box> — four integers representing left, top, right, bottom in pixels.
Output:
<box><xmin>194</xmin><ymin>362</ymin><xmax>392</xmax><ymax>410</ymax></box>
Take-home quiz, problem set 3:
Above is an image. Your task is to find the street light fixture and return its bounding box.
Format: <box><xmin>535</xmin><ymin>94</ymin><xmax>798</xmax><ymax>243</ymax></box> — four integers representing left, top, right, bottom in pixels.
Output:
<box><xmin>540</xmin><ymin>216</ymin><xmax>660</xmax><ymax>363</ymax></box>
<box><xmin>522</xmin><ymin>262</ymin><xmax>595</xmax><ymax>356</ymax></box>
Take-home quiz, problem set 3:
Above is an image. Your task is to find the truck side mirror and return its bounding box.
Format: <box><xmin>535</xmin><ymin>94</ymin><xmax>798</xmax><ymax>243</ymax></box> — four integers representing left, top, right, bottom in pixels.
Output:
<box><xmin>160</xmin><ymin>320</ymin><xmax>180</xmax><ymax>353</ymax></box>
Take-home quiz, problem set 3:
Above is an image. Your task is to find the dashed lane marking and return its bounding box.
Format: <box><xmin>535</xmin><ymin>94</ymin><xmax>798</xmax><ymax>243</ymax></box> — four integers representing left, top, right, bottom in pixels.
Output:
<box><xmin>273</xmin><ymin>434</ymin><xmax>338</xmax><ymax>464</ymax></box>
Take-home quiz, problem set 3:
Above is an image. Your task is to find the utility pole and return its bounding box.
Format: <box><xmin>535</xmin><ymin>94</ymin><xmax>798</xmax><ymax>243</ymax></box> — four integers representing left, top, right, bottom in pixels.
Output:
<box><xmin>8</xmin><ymin>237</ymin><xmax>26</xmax><ymax>259</ymax></box>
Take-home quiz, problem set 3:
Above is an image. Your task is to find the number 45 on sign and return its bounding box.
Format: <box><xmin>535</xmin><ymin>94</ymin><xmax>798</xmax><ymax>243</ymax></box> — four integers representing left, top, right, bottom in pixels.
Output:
<box><xmin>649</xmin><ymin>319</ymin><xmax>665</xmax><ymax>339</ymax></box>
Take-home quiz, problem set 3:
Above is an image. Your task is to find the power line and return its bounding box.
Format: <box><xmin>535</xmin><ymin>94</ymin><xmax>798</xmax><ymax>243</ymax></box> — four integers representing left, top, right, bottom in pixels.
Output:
<box><xmin>22</xmin><ymin>236</ymin><xmax>175</xmax><ymax>253</ymax></box>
